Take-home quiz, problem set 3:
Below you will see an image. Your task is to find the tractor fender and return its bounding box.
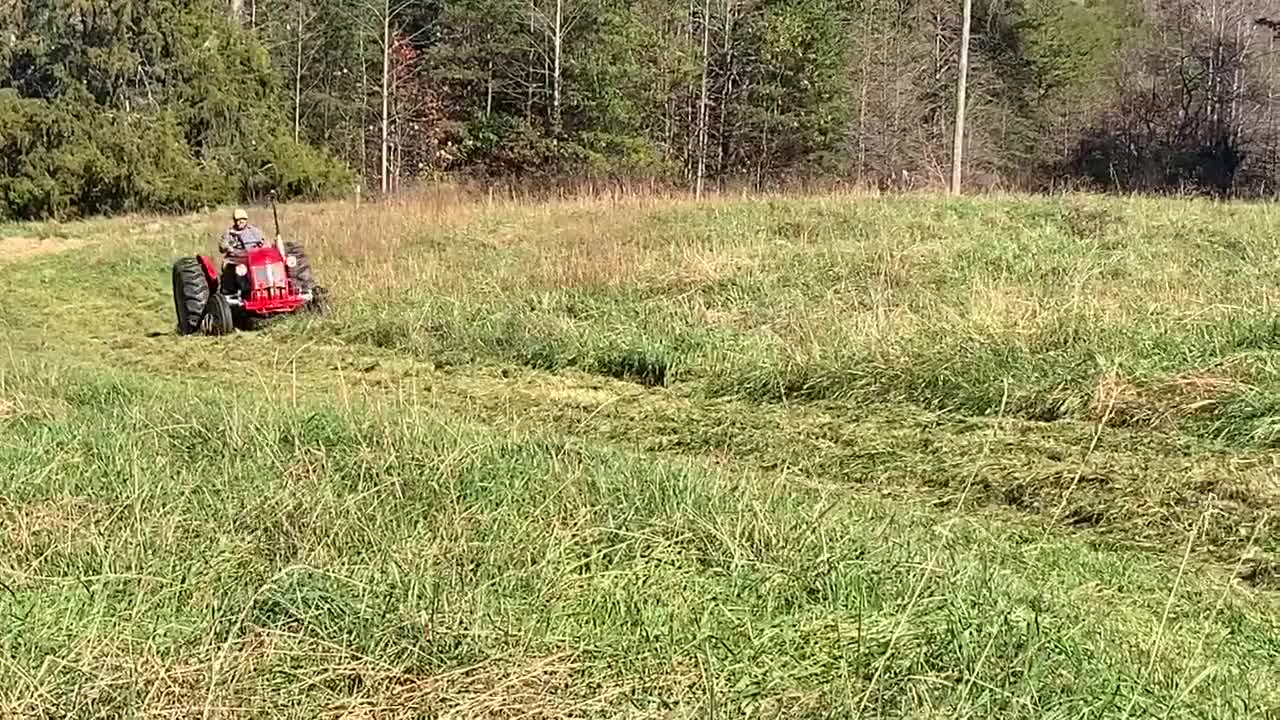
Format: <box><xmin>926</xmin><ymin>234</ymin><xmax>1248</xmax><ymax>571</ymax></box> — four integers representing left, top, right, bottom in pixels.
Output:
<box><xmin>197</xmin><ymin>255</ymin><xmax>219</xmax><ymax>292</ymax></box>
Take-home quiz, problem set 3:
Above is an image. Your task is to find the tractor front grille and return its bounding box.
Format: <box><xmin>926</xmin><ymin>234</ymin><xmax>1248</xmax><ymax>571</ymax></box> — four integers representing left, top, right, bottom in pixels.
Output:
<box><xmin>251</xmin><ymin>262</ymin><xmax>290</xmax><ymax>301</ymax></box>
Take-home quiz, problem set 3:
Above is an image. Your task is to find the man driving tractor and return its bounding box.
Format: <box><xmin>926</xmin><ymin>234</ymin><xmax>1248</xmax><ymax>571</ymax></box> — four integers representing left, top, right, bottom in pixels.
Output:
<box><xmin>219</xmin><ymin>208</ymin><xmax>268</xmax><ymax>290</ymax></box>
<box><xmin>221</xmin><ymin>208</ymin><xmax>267</xmax><ymax>255</ymax></box>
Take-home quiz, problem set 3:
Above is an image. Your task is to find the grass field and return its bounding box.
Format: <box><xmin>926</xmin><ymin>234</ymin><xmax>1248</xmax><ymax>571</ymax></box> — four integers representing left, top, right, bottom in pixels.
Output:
<box><xmin>1</xmin><ymin>190</ymin><xmax>1279</xmax><ymax>718</ymax></box>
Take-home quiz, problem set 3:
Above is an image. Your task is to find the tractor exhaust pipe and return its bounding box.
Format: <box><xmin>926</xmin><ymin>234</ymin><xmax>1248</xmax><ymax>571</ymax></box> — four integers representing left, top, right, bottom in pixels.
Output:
<box><xmin>269</xmin><ymin>190</ymin><xmax>284</xmax><ymax>255</ymax></box>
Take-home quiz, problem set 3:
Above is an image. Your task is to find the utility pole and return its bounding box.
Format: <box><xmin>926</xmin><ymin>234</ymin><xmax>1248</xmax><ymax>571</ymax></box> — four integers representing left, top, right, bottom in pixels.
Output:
<box><xmin>950</xmin><ymin>0</ymin><xmax>972</xmax><ymax>195</ymax></box>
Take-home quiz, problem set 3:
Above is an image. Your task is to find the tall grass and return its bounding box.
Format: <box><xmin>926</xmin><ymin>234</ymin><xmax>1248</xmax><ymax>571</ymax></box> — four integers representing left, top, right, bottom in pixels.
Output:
<box><xmin>247</xmin><ymin>192</ymin><xmax>1280</xmax><ymax>443</ymax></box>
<box><xmin>2</xmin><ymin>190</ymin><xmax>1280</xmax><ymax>716</ymax></box>
<box><xmin>2</xmin><ymin>360</ymin><xmax>1277</xmax><ymax>716</ymax></box>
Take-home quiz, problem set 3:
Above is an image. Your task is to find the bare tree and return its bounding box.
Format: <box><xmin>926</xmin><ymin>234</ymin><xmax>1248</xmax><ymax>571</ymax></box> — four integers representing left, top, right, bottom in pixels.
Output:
<box><xmin>552</xmin><ymin>0</ymin><xmax>563</xmax><ymax>135</ymax></box>
<box><xmin>716</xmin><ymin>0</ymin><xmax>735</xmax><ymax>185</ymax></box>
<box><xmin>290</xmin><ymin>0</ymin><xmax>322</xmax><ymax>143</ymax></box>
<box><xmin>381</xmin><ymin>0</ymin><xmax>390</xmax><ymax>192</ymax></box>
<box><xmin>527</xmin><ymin>0</ymin><xmax>537</xmax><ymax>123</ymax></box>
<box><xmin>527</xmin><ymin>0</ymin><xmax>585</xmax><ymax>136</ymax></box>
<box><xmin>695</xmin><ymin>0</ymin><xmax>711</xmax><ymax>198</ymax></box>
<box><xmin>344</xmin><ymin>0</ymin><xmax>427</xmax><ymax>195</ymax></box>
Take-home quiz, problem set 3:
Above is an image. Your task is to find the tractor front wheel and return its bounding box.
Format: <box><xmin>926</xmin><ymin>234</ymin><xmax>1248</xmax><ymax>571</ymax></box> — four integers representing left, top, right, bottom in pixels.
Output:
<box><xmin>203</xmin><ymin>294</ymin><xmax>234</xmax><ymax>336</ymax></box>
<box><xmin>172</xmin><ymin>256</ymin><xmax>210</xmax><ymax>335</ymax></box>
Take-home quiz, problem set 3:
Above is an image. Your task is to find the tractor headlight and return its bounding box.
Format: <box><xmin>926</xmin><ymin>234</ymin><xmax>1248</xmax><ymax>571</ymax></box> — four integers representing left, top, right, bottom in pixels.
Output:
<box><xmin>235</xmin><ymin>264</ymin><xmax>248</xmax><ymax>276</ymax></box>
<box><xmin>285</xmin><ymin>255</ymin><xmax>297</xmax><ymax>268</ymax></box>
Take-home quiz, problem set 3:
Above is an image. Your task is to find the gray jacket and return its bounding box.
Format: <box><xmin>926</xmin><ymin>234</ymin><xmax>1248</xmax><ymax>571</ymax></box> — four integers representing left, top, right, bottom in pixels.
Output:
<box><xmin>220</xmin><ymin>225</ymin><xmax>267</xmax><ymax>254</ymax></box>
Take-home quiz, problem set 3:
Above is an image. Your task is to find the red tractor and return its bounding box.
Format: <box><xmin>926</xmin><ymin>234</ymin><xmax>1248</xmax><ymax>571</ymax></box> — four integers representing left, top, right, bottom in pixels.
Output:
<box><xmin>170</xmin><ymin>202</ymin><xmax>327</xmax><ymax>335</ymax></box>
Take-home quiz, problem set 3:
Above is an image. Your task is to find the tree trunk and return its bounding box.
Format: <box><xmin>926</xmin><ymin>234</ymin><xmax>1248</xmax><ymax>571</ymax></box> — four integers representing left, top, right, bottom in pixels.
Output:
<box><xmin>391</xmin><ymin>28</ymin><xmax>399</xmax><ymax>192</ymax></box>
<box><xmin>950</xmin><ymin>0</ymin><xmax>973</xmax><ymax>195</ymax></box>
<box><xmin>543</xmin><ymin>6</ymin><xmax>551</xmax><ymax>131</ymax></box>
<box><xmin>1208</xmin><ymin>1</ymin><xmax>1218</xmax><ymax>136</ymax></box>
<box><xmin>716</xmin><ymin>0</ymin><xmax>733</xmax><ymax>185</ymax></box>
<box><xmin>552</xmin><ymin>0</ymin><xmax>563</xmax><ymax>136</ymax></box>
<box><xmin>1269</xmin><ymin>33</ymin><xmax>1277</xmax><ymax>194</ymax></box>
<box><xmin>695</xmin><ymin>0</ymin><xmax>711</xmax><ymax>199</ymax></box>
<box><xmin>526</xmin><ymin>1</ymin><xmax>536</xmax><ymax>124</ymax></box>
<box><xmin>381</xmin><ymin>0</ymin><xmax>390</xmax><ymax>195</ymax></box>
<box><xmin>857</xmin><ymin>9</ymin><xmax>870</xmax><ymax>185</ymax></box>
<box><xmin>486</xmin><ymin>59</ymin><xmax>494</xmax><ymax>119</ymax></box>
<box><xmin>394</xmin><ymin>135</ymin><xmax>402</xmax><ymax>193</ymax></box>
<box><xmin>359</xmin><ymin>28</ymin><xmax>368</xmax><ymax>183</ymax></box>
<box><xmin>294</xmin><ymin>0</ymin><xmax>304</xmax><ymax>143</ymax></box>
<box><xmin>686</xmin><ymin>0</ymin><xmax>695</xmax><ymax>179</ymax></box>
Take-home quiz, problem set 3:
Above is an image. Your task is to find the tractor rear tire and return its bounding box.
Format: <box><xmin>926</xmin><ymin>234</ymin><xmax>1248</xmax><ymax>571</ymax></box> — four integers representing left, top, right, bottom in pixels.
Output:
<box><xmin>204</xmin><ymin>294</ymin><xmax>234</xmax><ymax>336</ymax></box>
<box><xmin>284</xmin><ymin>241</ymin><xmax>315</xmax><ymax>294</ymax></box>
<box><xmin>172</xmin><ymin>257</ymin><xmax>210</xmax><ymax>335</ymax></box>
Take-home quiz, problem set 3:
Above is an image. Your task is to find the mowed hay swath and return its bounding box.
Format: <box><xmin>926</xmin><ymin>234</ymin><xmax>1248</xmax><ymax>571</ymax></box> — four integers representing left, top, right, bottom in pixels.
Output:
<box><xmin>0</xmin><ymin>190</ymin><xmax>1279</xmax><ymax>717</ymax></box>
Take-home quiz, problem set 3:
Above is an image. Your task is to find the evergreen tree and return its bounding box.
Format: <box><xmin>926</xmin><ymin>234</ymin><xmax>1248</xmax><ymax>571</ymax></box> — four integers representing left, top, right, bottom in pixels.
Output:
<box><xmin>0</xmin><ymin>0</ymin><xmax>350</xmax><ymax>220</ymax></box>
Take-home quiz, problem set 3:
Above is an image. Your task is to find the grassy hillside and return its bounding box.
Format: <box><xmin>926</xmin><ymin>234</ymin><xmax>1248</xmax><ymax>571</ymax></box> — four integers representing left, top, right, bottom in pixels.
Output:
<box><xmin>1</xmin><ymin>190</ymin><xmax>1278</xmax><ymax>717</ymax></box>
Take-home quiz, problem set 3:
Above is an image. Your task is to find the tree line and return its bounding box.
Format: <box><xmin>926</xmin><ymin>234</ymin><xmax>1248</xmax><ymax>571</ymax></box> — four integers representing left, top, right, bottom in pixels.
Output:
<box><xmin>3</xmin><ymin>0</ymin><xmax>1280</xmax><ymax>220</ymax></box>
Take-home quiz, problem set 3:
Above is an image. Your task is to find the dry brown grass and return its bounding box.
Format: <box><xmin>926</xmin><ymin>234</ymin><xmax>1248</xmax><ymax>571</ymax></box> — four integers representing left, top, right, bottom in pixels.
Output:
<box><xmin>0</xmin><ymin>234</ymin><xmax>86</xmax><ymax>264</ymax></box>
<box><xmin>0</xmin><ymin>390</ymin><xmax>68</xmax><ymax>424</ymax></box>
<box><xmin>6</xmin><ymin>641</ymin><xmax>651</xmax><ymax>720</ymax></box>
<box><xmin>1089</xmin><ymin>370</ymin><xmax>1247</xmax><ymax>429</ymax></box>
<box><xmin>240</xmin><ymin>186</ymin><xmax>774</xmax><ymax>301</ymax></box>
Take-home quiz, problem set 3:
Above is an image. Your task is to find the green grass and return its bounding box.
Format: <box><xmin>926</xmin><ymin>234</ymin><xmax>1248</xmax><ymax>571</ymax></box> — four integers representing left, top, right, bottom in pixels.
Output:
<box><xmin>302</xmin><ymin>195</ymin><xmax>1280</xmax><ymax>434</ymax></box>
<box><xmin>1</xmin><ymin>191</ymin><xmax>1279</xmax><ymax>716</ymax></box>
